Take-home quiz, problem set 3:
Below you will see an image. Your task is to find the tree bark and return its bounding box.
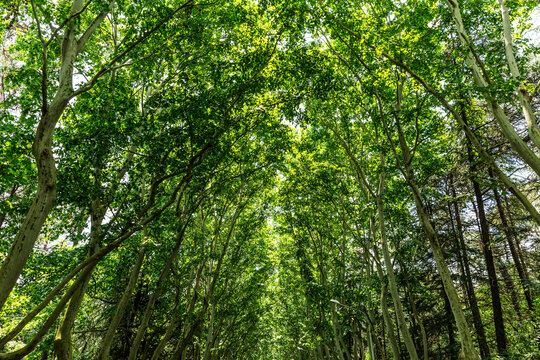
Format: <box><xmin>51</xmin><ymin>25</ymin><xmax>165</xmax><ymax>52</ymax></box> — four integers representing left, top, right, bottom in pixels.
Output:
<box><xmin>150</xmin><ymin>262</ymin><xmax>204</xmax><ymax>360</ymax></box>
<box><xmin>0</xmin><ymin>90</ymin><xmax>67</xmax><ymax>311</ymax></box>
<box><xmin>330</xmin><ymin>301</ymin><xmax>347</xmax><ymax>360</ymax></box>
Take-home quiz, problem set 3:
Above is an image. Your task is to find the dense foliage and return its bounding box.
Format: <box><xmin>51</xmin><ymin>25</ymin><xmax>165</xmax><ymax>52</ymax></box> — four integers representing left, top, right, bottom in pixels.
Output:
<box><xmin>1</xmin><ymin>0</ymin><xmax>539</xmax><ymax>359</ymax></box>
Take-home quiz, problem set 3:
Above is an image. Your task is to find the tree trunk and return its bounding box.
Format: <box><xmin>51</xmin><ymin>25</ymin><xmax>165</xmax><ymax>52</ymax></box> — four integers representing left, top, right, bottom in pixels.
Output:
<box><xmin>445</xmin><ymin>0</ymin><xmax>540</xmax><ymax>177</ymax></box>
<box><xmin>490</xmin><ymin>169</ymin><xmax>535</xmax><ymax>313</ymax></box>
<box><xmin>330</xmin><ymin>302</ymin><xmax>347</xmax><ymax>360</ymax></box>
<box><xmin>497</xmin><ymin>0</ymin><xmax>540</xmax><ymax>150</ymax></box>
<box><xmin>202</xmin><ymin>301</ymin><xmax>219</xmax><ymax>360</ymax></box>
<box><xmin>406</xmin><ymin>175</ymin><xmax>479</xmax><ymax>359</ymax></box>
<box><xmin>0</xmin><ymin>96</ymin><xmax>66</xmax><ymax>311</ymax></box>
<box><xmin>497</xmin><ymin>254</ymin><xmax>523</xmax><ymax>320</ymax></box>
<box><xmin>442</xmin><ymin>285</ymin><xmax>458</xmax><ymax>360</ymax></box>
<box><xmin>376</xmin><ymin>192</ymin><xmax>419</xmax><ymax>360</ymax></box>
<box><xmin>449</xmin><ymin>178</ymin><xmax>491</xmax><ymax>359</ymax></box>
<box><xmin>127</xmin><ymin>228</ymin><xmax>187</xmax><ymax>360</ymax></box>
<box><xmin>151</xmin><ymin>262</ymin><xmax>204</xmax><ymax>360</ymax></box>
<box><xmin>402</xmin><ymin>266</ymin><xmax>429</xmax><ymax>360</ymax></box>
<box><xmin>390</xmin><ymin>98</ymin><xmax>481</xmax><ymax>360</ymax></box>
<box><xmin>54</xmin><ymin>198</ymin><xmax>105</xmax><ymax>360</ymax></box>
<box><xmin>466</xmin><ymin>139</ymin><xmax>507</xmax><ymax>354</ymax></box>
<box><xmin>367</xmin><ymin>324</ymin><xmax>377</xmax><ymax>360</ymax></box>
<box><xmin>98</xmin><ymin>247</ymin><xmax>145</xmax><ymax>360</ymax></box>
<box><xmin>369</xmin><ymin>218</ymin><xmax>401</xmax><ymax>360</ymax></box>
<box><xmin>0</xmin><ymin>0</ymin><xmax>104</xmax><ymax>311</ymax></box>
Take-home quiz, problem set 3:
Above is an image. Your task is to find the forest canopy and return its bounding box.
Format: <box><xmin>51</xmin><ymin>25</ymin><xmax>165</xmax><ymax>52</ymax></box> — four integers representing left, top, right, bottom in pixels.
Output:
<box><xmin>0</xmin><ymin>0</ymin><xmax>539</xmax><ymax>359</ymax></box>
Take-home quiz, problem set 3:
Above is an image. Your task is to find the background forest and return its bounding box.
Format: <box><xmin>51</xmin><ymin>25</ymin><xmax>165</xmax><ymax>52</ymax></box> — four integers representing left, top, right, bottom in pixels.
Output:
<box><xmin>0</xmin><ymin>0</ymin><xmax>539</xmax><ymax>359</ymax></box>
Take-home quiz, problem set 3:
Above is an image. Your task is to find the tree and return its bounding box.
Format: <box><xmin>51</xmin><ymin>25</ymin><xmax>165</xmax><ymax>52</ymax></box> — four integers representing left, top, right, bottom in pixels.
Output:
<box><xmin>1</xmin><ymin>0</ymin><xmax>539</xmax><ymax>359</ymax></box>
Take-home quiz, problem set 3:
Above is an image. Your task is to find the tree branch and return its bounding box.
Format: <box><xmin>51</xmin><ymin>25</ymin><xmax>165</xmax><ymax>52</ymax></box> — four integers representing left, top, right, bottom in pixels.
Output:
<box><xmin>77</xmin><ymin>2</ymin><xmax>113</xmax><ymax>54</ymax></box>
<box><xmin>71</xmin><ymin>0</ymin><xmax>195</xmax><ymax>99</ymax></box>
<box><xmin>45</xmin><ymin>0</ymin><xmax>94</xmax><ymax>48</ymax></box>
<box><xmin>31</xmin><ymin>0</ymin><xmax>48</xmax><ymax>115</ymax></box>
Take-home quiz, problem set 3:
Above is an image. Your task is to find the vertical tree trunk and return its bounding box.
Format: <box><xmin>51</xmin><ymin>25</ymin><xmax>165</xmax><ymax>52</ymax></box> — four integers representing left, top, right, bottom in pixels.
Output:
<box><xmin>330</xmin><ymin>302</ymin><xmax>347</xmax><ymax>360</ymax></box>
<box><xmin>449</xmin><ymin>179</ymin><xmax>491</xmax><ymax>359</ymax></box>
<box><xmin>442</xmin><ymin>285</ymin><xmax>458</xmax><ymax>360</ymax></box>
<box><xmin>466</xmin><ymin>139</ymin><xmax>507</xmax><ymax>354</ymax></box>
<box><xmin>404</xmin><ymin>172</ymin><xmax>479</xmax><ymax>360</ymax></box>
<box><xmin>490</xmin><ymin>169</ymin><xmax>535</xmax><ymax>313</ymax></box>
<box><xmin>361</xmin><ymin>238</ymin><xmax>385</xmax><ymax>360</ymax></box>
<box><xmin>367</xmin><ymin>325</ymin><xmax>376</xmax><ymax>360</ymax></box>
<box><xmin>369</xmin><ymin>218</ymin><xmax>401</xmax><ymax>360</ymax></box>
<box><xmin>402</xmin><ymin>266</ymin><xmax>429</xmax><ymax>360</ymax></box>
<box><xmin>150</xmin><ymin>262</ymin><xmax>204</xmax><ymax>360</ymax></box>
<box><xmin>497</xmin><ymin>255</ymin><xmax>523</xmax><ymax>320</ymax></box>
<box><xmin>202</xmin><ymin>302</ymin><xmax>217</xmax><ymax>360</ymax></box>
